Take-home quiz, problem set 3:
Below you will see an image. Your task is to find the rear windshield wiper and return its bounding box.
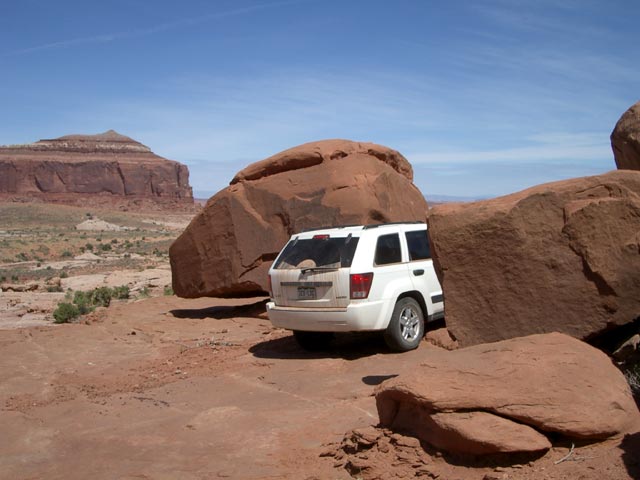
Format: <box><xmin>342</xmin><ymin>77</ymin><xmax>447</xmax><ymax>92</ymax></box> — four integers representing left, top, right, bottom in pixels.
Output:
<box><xmin>300</xmin><ymin>266</ymin><xmax>339</xmax><ymax>274</ymax></box>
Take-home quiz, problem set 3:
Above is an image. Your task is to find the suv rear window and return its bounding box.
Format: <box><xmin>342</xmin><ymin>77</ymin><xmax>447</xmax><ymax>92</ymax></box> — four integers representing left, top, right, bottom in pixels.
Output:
<box><xmin>274</xmin><ymin>236</ymin><xmax>359</xmax><ymax>269</ymax></box>
<box><xmin>405</xmin><ymin>230</ymin><xmax>431</xmax><ymax>260</ymax></box>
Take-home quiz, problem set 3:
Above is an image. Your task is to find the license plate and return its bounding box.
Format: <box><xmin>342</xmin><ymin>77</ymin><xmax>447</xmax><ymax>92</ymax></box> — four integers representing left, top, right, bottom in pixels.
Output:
<box><xmin>297</xmin><ymin>286</ymin><xmax>316</xmax><ymax>300</ymax></box>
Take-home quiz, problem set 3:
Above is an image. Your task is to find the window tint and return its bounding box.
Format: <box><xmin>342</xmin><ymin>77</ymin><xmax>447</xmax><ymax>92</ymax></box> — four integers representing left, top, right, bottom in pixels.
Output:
<box><xmin>274</xmin><ymin>237</ymin><xmax>359</xmax><ymax>269</ymax></box>
<box><xmin>375</xmin><ymin>234</ymin><xmax>401</xmax><ymax>265</ymax></box>
<box><xmin>405</xmin><ymin>230</ymin><xmax>431</xmax><ymax>260</ymax></box>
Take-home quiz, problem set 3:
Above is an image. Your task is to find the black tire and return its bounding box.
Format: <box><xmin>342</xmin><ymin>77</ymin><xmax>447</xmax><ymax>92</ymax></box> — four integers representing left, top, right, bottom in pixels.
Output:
<box><xmin>292</xmin><ymin>331</ymin><xmax>334</xmax><ymax>351</ymax></box>
<box><xmin>384</xmin><ymin>297</ymin><xmax>424</xmax><ymax>352</ymax></box>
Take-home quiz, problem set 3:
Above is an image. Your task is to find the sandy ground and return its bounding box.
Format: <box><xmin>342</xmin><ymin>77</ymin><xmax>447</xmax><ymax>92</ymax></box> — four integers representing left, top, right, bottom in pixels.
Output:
<box><xmin>1</xmin><ymin>296</ymin><xmax>638</xmax><ymax>480</ymax></box>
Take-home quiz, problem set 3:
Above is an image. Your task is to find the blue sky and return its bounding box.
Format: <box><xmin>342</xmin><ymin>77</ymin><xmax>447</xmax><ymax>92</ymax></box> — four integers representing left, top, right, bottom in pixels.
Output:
<box><xmin>1</xmin><ymin>0</ymin><xmax>638</xmax><ymax>200</ymax></box>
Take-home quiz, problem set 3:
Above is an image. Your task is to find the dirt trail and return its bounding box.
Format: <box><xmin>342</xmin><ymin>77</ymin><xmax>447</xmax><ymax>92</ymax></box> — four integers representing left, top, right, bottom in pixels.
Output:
<box><xmin>0</xmin><ymin>296</ymin><xmax>638</xmax><ymax>479</ymax></box>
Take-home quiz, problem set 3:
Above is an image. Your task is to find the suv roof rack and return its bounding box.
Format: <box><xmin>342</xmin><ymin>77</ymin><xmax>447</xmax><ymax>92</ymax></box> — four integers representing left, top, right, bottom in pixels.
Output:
<box><xmin>362</xmin><ymin>221</ymin><xmax>424</xmax><ymax>230</ymax></box>
<box><xmin>300</xmin><ymin>221</ymin><xmax>424</xmax><ymax>233</ymax></box>
<box><xmin>300</xmin><ymin>224</ymin><xmax>360</xmax><ymax>233</ymax></box>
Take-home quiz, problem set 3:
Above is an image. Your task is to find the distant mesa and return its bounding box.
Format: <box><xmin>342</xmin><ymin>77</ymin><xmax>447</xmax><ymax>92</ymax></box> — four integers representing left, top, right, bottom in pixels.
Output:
<box><xmin>0</xmin><ymin>130</ymin><xmax>193</xmax><ymax>209</ymax></box>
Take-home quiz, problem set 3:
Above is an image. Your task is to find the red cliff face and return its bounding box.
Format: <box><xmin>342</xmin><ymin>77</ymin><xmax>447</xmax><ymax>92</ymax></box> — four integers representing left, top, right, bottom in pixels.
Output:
<box><xmin>0</xmin><ymin>130</ymin><xmax>193</xmax><ymax>209</ymax></box>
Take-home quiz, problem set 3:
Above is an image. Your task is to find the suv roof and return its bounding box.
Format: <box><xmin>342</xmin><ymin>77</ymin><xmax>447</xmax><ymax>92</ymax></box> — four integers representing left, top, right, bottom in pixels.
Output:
<box><xmin>301</xmin><ymin>221</ymin><xmax>424</xmax><ymax>234</ymax></box>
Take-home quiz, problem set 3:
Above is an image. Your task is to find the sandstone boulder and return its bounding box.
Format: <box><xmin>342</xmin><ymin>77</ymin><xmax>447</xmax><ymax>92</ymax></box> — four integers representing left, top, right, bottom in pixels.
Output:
<box><xmin>0</xmin><ymin>130</ymin><xmax>193</xmax><ymax>209</ymax></box>
<box><xmin>612</xmin><ymin>100</ymin><xmax>640</xmax><ymax>170</ymax></box>
<box><xmin>428</xmin><ymin>170</ymin><xmax>640</xmax><ymax>347</ymax></box>
<box><xmin>376</xmin><ymin>333</ymin><xmax>640</xmax><ymax>455</ymax></box>
<box><xmin>170</xmin><ymin>139</ymin><xmax>428</xmax><ymax>297</ymax></box>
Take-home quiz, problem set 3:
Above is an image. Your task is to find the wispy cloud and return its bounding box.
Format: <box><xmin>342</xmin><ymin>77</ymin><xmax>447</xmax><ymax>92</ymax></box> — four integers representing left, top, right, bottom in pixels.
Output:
<box><xmin>408</xmin><ymin>132</ymin><xmax>614</xmax><ymax>165</ymax></box>
<box><xmin>3</xmin><ymin>0</ymin><xmax>309</xmax><ymax>56</ymax></box>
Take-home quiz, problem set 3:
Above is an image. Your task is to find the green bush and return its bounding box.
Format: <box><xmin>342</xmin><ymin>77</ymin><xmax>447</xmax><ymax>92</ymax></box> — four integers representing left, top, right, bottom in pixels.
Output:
<box><xmin>61</xmin><ymin>250</ymin><xmax>73</xmax><ymax>258</ymax></box>
<box><xmin>99</xmin><ymin>243</ymin><xmax>112</xmax><ymax>251</ymax></box>
<box><xmin>163</xmin><ymin>285</ymin><xmax>174</xmax><ymax>296</ymax></box>
<box><xmin>60</xmin><ymin>271</ymin><xmax>68</xmax><ymax>279</ymax></box>
<box><xmin>53</xmin><ymin>302</ymin><xmax>80</xmax><ymax>323</ymax></box>
<box><xmin>85</xmin><ymin>243</ymin><xmax>94</xmax><ymax>251</ymax></box>
<box><xmin>47</xmin><ymin>285</ymin><xmax>63</xmax><ymax>292</ymax></box>
<box><xmin>113</xmin><ymin>285</ymin><xmax>130</xmax><ymax>300</ymax></box>
<box><xmin>73</xmin><ymin>290</ymin><xmax>93</xmax><ymax>314</ymax></box>
<box><xmin>90</xmin><ymin>287</ymin><xmax>113</xmax><ymax>308</ymax></box>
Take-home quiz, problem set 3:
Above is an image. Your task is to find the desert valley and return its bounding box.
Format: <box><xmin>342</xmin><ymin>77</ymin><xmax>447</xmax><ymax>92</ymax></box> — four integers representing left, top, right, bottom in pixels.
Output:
<box><xmin>0</xmin><ymin>101</ymin><xmax>639</xmax><ymax>480</ymax></box>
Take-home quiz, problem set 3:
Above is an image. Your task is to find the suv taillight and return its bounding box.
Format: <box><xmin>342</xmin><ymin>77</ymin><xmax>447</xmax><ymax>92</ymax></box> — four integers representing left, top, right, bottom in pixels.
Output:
<box><xmin>350</xmin><ymin>272</ymin><xmax>374</xmax><ymax>299</ymax></box>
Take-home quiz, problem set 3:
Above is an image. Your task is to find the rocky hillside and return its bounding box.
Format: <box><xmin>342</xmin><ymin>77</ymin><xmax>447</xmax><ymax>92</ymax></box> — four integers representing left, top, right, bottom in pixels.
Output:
<box><xmin>0</xmin><ymin>130</ymin><xmax>193</xmax><ymax>209</ymax></box>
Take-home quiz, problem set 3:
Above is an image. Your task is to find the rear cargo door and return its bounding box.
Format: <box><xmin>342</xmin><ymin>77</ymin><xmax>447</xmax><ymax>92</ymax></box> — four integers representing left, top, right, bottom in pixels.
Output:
<box><xmin>271</xmin><ymin>235</ymin><xmax>358</xmax><ymax>309</ymax></box>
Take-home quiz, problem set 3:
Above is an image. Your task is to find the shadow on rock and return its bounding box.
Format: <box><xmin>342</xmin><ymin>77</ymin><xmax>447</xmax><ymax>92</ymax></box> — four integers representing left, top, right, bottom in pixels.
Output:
<box><xmin>170</xmin><ymin>299</ymin><xmax>268</xmax><ymax>320</ymax></box>
<box><xmin>362</xmin><ymin>374</ymin><xmax>398</xmax><ymax>386</ymax></box>
<box><xmin>622</xmin><ymin>432</ymin><xmax>640</xmax><ymax>480</ymax></box>
<box><xmin>249</xmin><ymin>331</ymin><xmax>391</xmax><ymax>361</ymax></box>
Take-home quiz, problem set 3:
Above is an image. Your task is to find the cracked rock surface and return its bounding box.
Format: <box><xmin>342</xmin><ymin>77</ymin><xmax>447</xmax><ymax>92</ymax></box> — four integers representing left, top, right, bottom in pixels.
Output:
<box><xmin>169</xmin><ymin>139</ymin><xmax>428</xmax><ymax>298</ymax></box>
<box><xmin>428</xmin><ymin>169</ymin><xmax>640</xmax><ymax>347</ymax></box>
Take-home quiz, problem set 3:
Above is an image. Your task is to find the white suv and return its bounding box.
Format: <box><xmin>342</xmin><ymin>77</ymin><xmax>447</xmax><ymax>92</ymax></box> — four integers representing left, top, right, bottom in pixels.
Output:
<box><xmin>266</xmin><ymin>222</ymin><xmax>444</xmax><ymax>351</ymax></box>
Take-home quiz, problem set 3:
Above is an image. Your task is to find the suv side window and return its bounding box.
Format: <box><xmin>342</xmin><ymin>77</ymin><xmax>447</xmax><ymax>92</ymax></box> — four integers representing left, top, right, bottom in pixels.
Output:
<box><xmin>405</xmin><ymin>230</ymin><xmax>431</xmax><ymax>260</ymax></box>
<box><xmin>374</xmin><ymin>233</ymin><xmax>402</xmax><ymax>265</ymax></box>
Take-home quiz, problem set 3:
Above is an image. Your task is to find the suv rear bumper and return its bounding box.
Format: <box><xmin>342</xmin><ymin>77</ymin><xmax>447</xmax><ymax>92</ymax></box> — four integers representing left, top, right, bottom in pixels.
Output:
<box><xmin>266</xmin><ymin>300</ymin><xmax>390</xmax><ymax>332</ymax></box>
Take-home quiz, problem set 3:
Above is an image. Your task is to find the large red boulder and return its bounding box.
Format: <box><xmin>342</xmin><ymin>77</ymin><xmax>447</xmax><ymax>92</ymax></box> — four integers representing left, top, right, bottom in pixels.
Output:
<box><xmin>428</xmin><ymin>170</ymin><xmax>640</xmax><ymax>347</ymax></box>
<box><xmin>612</xmin><ymin>100</ymin><xmax>640</xmax><ymax>170</ymax></box>
<box><xmin>170</xmin><ymin>139</ymin><xmax>429</xmax><ymax>297</ymax></box>
<box><xmin>376</xmin><ymin>333</ymin><xmax>640</xmax><ymax>455</ymax></box>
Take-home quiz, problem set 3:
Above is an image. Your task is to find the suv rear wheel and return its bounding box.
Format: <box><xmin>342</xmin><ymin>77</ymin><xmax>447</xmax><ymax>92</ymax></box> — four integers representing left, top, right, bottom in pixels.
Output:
<box><xmin>292</xmin><ymin>331</ymin><xmax>334</xmax><ymax>351</ymax></box>
<box><xmin>384</xmin><ymin>297</ymin><xmax>424</xmax><ymax>352</ymax></box>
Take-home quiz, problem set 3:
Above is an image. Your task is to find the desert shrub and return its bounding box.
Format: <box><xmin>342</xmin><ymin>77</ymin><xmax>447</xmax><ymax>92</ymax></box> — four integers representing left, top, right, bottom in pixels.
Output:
<box><xmin>0</xmin><ymin>275</ymin><xmax>6</xmax><ymax>282</ymax></box>
<box><xmin>113</xmin><ymin>285</ymin><xmax>130</xmax><ymax>300</ymax></box>
<box><xmin>99</xmin><ymin>243</ymin><xmax>112</xmax><ymax>251</ymax></box>
<box><xmin>60</xmin><ymin>271</ymin><xmax>68</xmax><ymax>278</ymax></box>
<box><xmin>53</xmin><ymin>302</ymin><xmax>80</xmax><ymax>323</ymax></box>
<box><xmin>61</xmin><ymin>251</ymin><xmax>72</xmax><ymax>258</ymax></box>
<box><xmin>73</xmin><ymin>290</ymin><xmax>93</xmax><ymax>314</ymax></box>
<box><xmin>111</xmin><ymin>238</ymin><xmax>118</xmax><ymax>244</ymax></box>
<box><xmin>85</xmin><ymin>243</ymin><xmax>94</xmax><ymax>251</ymax></box>
<box><xmin>139</xmin><ymin>286</ymin><xmax>150</xmax><ymax>298</ymax></box>
<box><xmin>90</xmin><ymin>287</ymin><xmax>113</xmax><ymax>308</ymax></box>
<box><xmin>47</xmin><ymin>285</ymin><xmax>63</xmax><ymax>292</ymax></box>
<box><xmin>16</xmin><ymin>252</ymin><xmax>28</xmax><ymax>261</ymax></box>
<box><xmin>11</xmin><ymin>274</ymin><xmax>18</xmax><ymax>282</ymax></box>
<box><xmin>625</xmin><ymin>361</ymin><xmax>640</xmax><ymax>397</ymax></box>
<box><xmin>163</xmin><ymin>285</ymin><xmax>174</xmax><ymax>296</ymax></box>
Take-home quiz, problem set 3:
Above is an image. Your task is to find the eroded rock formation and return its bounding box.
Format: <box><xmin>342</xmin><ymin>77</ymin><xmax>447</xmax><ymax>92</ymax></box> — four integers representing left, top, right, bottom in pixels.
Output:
<box><xmin>375</xmin><ymin>333</ymin><xmax>640</xmax><ymax>455</ymax></box>
<box><xmin>612</xmin><ymin>100</ymin><xmax>640</xmax><ymax>170</ymax></box>
<box><xmin>428</xmin><ymin>170</ymin><xmax>640</xmax><ymax>347</ymax></box>
<box><xmin>0</xmin><ymin>130</ymin><xmax>193</xmax><ymax>209</ymax></box>
<box><xmin>170</xmin><ymin>139</ymin><xmax>429</xmax><ymax>297</ymax></box>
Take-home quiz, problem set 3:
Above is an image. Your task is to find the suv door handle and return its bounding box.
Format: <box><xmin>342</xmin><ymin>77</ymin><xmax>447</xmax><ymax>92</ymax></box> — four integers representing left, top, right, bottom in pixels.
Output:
<box><xmin>413</xmin><ymin>269</ymin><xmax>424</xmax><ymax>276</ymax></box>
